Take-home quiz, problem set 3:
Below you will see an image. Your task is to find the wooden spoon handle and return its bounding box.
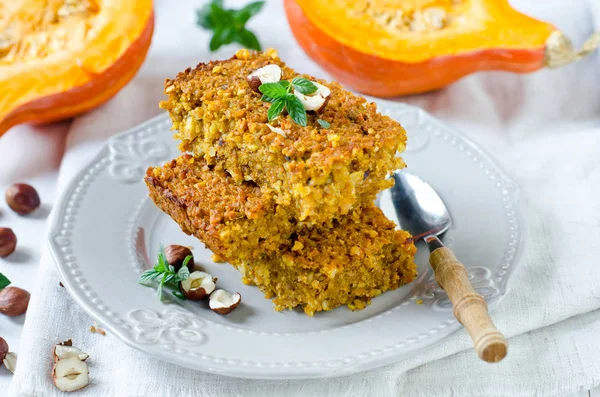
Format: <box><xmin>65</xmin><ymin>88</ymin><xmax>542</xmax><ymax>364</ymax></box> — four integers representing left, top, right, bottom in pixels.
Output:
<box><xmin>426</xmin><ymin>235</ymin><xmax>507</xmax><ymax>363</ymax></box>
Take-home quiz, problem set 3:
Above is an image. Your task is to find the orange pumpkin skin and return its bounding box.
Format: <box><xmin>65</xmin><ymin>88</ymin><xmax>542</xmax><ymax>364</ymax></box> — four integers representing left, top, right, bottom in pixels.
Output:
<box><xmin>0</xmin><ymin>3</ymin><xmax>154</xmax><ymax>137</ymax></box>
<box><xmin>285</xmin><ymin>0</ymin><xmax>552</xmax><ymax>97</ymax></box>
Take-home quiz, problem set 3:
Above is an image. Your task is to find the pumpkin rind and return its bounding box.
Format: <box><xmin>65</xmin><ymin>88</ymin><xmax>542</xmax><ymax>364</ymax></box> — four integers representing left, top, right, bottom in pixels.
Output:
<box><xmin>0</xmin><ymin>1</ymin><xmax>154</xmax><ymax>136</ymax></box>
<box><xmin>285</xmin><ymin>0</ymin><xmax>555</xmax><ymax>97</ymax></box>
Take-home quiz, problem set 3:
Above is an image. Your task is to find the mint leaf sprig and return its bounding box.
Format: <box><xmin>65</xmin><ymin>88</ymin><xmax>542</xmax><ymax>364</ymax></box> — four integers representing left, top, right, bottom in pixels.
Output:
<box><xmin>317</xmin><ymin>119</ymin><xmax>331</xmax><ymax>129</ymax></box>
<box><xmin>0</xmin><ymin>272</ymin><xmax>11</xmax><ymax>290</ymax></box>
<box><xmin>259</xmin><ymin>78</ymin><xmax>319</xmax><ymax>127</ymax></box>
<box><xmin>139</xmin><ymin>247</ymin><xmax>191</xmax><ymax>301</ymax></box>
<box><xmin>197</xmin><ymin>0</ymin><xmax>265</xmax><ymax>52</ymax></box>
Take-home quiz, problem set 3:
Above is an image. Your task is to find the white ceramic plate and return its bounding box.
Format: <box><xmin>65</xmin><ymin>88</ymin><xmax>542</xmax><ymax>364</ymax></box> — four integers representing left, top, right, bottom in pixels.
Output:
<box><xmin>49</xmin><ymin>102</ymin><xmax>523</xmax><ymax>379</ymax></box>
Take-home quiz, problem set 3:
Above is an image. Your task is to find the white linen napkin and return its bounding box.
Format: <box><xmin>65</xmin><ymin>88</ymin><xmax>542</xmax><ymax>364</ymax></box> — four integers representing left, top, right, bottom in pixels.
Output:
<box><xmin>8</xmin><ymin>0</ymin><xmax>600</xmax><ymax>395</ymax></box>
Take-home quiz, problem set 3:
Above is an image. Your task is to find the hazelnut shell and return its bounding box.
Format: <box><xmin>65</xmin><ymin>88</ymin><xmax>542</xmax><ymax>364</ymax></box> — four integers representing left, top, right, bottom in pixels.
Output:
<box><xmin>180</xmin><ymin>284</ymin><xmax>210</xmax><ymax>301</ymax></box>
<box><xmin>0</xmin><ymin>286</ymin><xmax>30</xmax><ymax>317</ymax></box>
<box><xmin>246</xmin><ymin>76</ymin><xmax>262</xmax><ymax>92</ymax></box>
<box><xmin>313</xmin><ymin>95</ymin><xmax>331</xmax><ymax>114</ymax></box>
<box><xmin>0</xmin><ymin>337</ymin><xmax>8</xmax><ymax>362</ymax></box>
<box><xmin>211</xmin><ymin>302</ymin><xmax>240</xmax><ymax>315</ymax></box>
<box><xmin>209</xmin><ymin>290</ymin><xmax>242</xmax><ymax>315</ymax></box>
<box><xmin>0</xmin><ymin>228</ymin><xmax>17</xmax><ymax>258</ymax></box>
<box><xmin>164</xmin><ymin>245</ymin><xmax>194</xmax><ymax>272</ymax></box>
<box><xmin>180</xmin><ymin>272</ymin><xmax>215</xmax><ymax>301</ymax></box>
<box><xmin>5</xmin><ymin>184</ymin><xmax>41</xmax><ymax>215</ymax></box>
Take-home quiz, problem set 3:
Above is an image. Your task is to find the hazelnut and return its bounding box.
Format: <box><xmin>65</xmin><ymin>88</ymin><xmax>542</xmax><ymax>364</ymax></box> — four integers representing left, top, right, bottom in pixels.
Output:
<box><xmin>0</xmin><ymin>337</ymin><xmax>7</xmax><ymax>362</ymax></box>
<box><xmin>3</xmin><ymin>352</ymin><xmax>16</xmax><ymax>374</ymax></box>
<box><xmin>294</xmin><ymin>82</ymin><xmax>331</xmax><ymax>112</ymax></box>
<box><xmin>180</xmin><ymin>271</ymin><xmax>216</xmax><ymax>300</ymax></box>
<box><xmin>266</xmin><ymin>124</ymin><xmax>288</xmax><ymax>137</ymax></box>
<box><xmin>0</xmin><ymin>286</ymin><xmax>30</xmax><ymax>316</ymax></box>
<box><xmin>53</xmin><ymin>341</ymin><xmax>89</xmax><ymax>362</ymax></box>
<box><xmin>247</xmin><ymin>64</ymin><xmax>282</xmax><ymax>92</ymax></box>
<box><xmin>0</xmin><ymin>227</ymin><xmax>17</xmax><ymax>258</ymax></box>
<box><xmin>52</xmin><ymin>340</ymin><xmax>90</xmax><ymax>391</ymax></box>
<box><xmin>53</xmin><ymin>357</ymin><xmax>89</xmax><ymax>392</ymax></box>
<box><xmin>5</xmin><ymin>183</ymin><xmax>41</xmax><ymax>215</ymax></box>
<box><xmin>209</xmin><ymin>289</ymin><xmax>241</xmax><ymax>315</ymax></box>
<box><xmin>164</xmin><ymin>245</ymin><xmax>194</xmax><ymax>272</ymax></box>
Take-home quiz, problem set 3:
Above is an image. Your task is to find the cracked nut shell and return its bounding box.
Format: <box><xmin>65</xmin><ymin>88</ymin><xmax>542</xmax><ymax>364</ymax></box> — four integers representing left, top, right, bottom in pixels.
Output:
<box><xmin>209</xmin><ymin>289</ymin><xmax>241</xmax><ymax>315</ymax></box>
<box><xmin>0</xmin><ymin>228</ymin><xmax>17</xmax><ymax>258</ymax></box>
<box><xmin>246</xmin><ymin>64</ymin><xmax>283</xmax><ymax>92</ymax></box>
<box><xmin>0</xmin><ymin>337</ymin><xmax>7</xmax><ymax>362</ymax></box>
<box><xmin>3</xmin><ymin>352</ymin><xmax>16</xmax><ymax>373</ymax></box>
<box><xmin>0</xmin><ymin>286</ymin><xmax>30</xmax><ymax>317</ymax></box>
<box><xmin>180</xmin><ymin>271</ymin><xmax>216</xmax><ymax>300</ymax></box>
<box><xmin>293</xmin><ymin>81</ymin><xmax>331</xmax><ymax>113</ymax></box>
<box><xmin>5</xmin><ymin>183</ymin><xmax>41</xmax><ymax>215</ymax></box>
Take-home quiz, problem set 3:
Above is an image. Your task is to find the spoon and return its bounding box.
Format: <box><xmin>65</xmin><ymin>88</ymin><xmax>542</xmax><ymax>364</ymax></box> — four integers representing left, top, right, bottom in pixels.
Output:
<box><xmin>389</xmin><ymin>170</ymin><xmax>508</xmax><ymax>363</ymax></box>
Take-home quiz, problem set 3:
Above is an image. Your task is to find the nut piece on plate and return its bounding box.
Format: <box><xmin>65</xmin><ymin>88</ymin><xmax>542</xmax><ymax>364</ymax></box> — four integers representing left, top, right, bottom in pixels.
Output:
<box><xmin>3</xmin><ymin>352</ymin><xmax>16</xmax><ymax>373</ymax></box>
<box><xmin>209</xmin><ymin>289</ymin><xmax>241</xmax><ymax>314</ymax></box>
<box><xmin>164</xmin><ymin>244</ymin><xmax>194</xmax><ymax>272</ymax></box>
<box><xmin>294</xmin><ymin>82</ymin><xmax>331</xmax><ymax>112</ymax></box>
<box><xmin>0</xmin><ymin>227</ymin><xmax>17</xmax><ymax>258</ymax></box>
<box><xmin>246</xmin><ymin>64</ymin><xmax>282</xmax><ymax>92</ymax></box>
<box><xmin>180</xmin><ymin>271</ymin><xmax>215</xmax><ymax>300</ymax></box>
<box><xmin>53</xmin><ymin>357</ymin><xmax>90</xmax><ymax>392</ymax></box>
<box><xmin>0</xmin><ymin>337</ymin><xmax>8</xmax><ymax>362</ymax></box>
<box><xmin>53</xmin><ymin>341</ymin><xmax>89</xmax><ymax>362</ymax></box>
<box><xmin>0</xmin><ymin>286</ymin><xmax>30</xmax><ymax>316</ymax></box>
<box><xmin>5</xmin><ymin>183</ymin><xmax>41</xmax><ymax>215</ymax></box>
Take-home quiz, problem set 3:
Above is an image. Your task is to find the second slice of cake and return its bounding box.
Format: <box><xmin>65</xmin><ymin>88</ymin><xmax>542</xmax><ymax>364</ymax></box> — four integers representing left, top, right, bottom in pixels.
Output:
<box><xmin>146</xmin><ymin>155</ymin><xmax>417</xmax><ymax>316</ymax></box>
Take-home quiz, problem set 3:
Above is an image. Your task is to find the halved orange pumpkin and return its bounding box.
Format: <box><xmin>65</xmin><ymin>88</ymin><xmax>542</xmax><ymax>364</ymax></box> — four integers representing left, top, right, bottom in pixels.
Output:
<box><xmin>0</xmin><ymin>0</ymin><xmax>154</xmax><ymax>136</ymax></box>
<box><xmin>285</xmin><ymin>0</ymin><xmax>599</xmax><ymax>97</ymax></box>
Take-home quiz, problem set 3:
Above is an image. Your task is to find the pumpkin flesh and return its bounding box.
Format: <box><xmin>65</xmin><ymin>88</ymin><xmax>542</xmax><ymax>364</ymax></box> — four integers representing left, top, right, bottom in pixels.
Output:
<box><xmin>285</xmin><ymin>0</ymin><xmax>556</xmax><ymax>96</ymax></box>
<box><xmin>0</xmin><ymin>0</ymin><xmax>154</xmax><ymax>135</ymax></box>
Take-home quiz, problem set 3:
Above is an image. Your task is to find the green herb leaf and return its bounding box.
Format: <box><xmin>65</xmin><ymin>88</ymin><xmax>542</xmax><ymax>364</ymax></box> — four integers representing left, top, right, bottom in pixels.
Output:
<box><xmin>261</xmin><ymin>94</ymin><xmax>276</xmax><ymax>103</ymax></box>
<box><xmin>139</xmin><ymin>270</ymin><xmax>161</xmax><ymax>285</ymax></box>
<box><xmin>175</xmin><ymin>262</ymin><xmax>191</xmax><ymax>283</ymax></box>
<box><xmin>157</xmin><ymin>275</ymin><xmax>167</xmax><ymax>301</ymax></box>
<box><xmin>164</xmin><ymin>274</ymin><xmax>176</xmax><ymax>284</ymax></box>
<box><xmin>209</xmin><ymin>28</ymin><xmax>230</xmax><ymax>51</ymax></box>
<box><xmin>317</xmin><ymin>119</ymin><xmax>331</xmax><ymax>129</ymax></box>
<box><xmin>155</xmin><ymin>247</ymin><xmax>169</xmax><ymax>272</ymax></box>
<box><xmin>0</xmin><ymin>272</ymin><xmax>11</xmax><ymax>290</ymax></box>
<box><xmin>172</xmin><ymin>291</ymin><xmax>187</xmax><ymax>300</ymax></box>
<box><xmin>238</xmin><ymin>29</ymin><xmax>261</xmax><ymax>51</ymax></box>
<box><xmin>285</xmin><ymin>95</ymin><xmax>308</xmax><ymax>127</ymax></box>
<box><xmin>260</xmin><ymin>79</ymin><xmax>312</xmax><ymax>127</ymax></box>
<box><xmin>182</xmin><ymin>255</ymin><xmax>193</xmax><ymax>271</ymax></box>
<box><xmin>268</xmin><ymin>97</ymin><xmax>286</xmax><ymax>121</ymax></box>
<box><xmin>196</xmin><ymin>5</ymin><xmax>215</xmax><ymax>29</ymax></box>
<box><xmin>234</xmin><ymin>1</ymin><xmax>265</xmax><ymax>24</ymax></box>
<box><xmin>292</xmin><ymin>77</ymin><xmax>318</xmax><ymax>95</ymax></box>
<box><xmin>139</xmin><ymin>248</ymin><xmax>194</xmax><ymax>302</ymax></box>
<box><xmin>197</xmin><ymin>0</ymin><xmax>264</xmax><ymax>52</ymax></box>
<box><xmin>259</xmin><ymin>82</ymin><xmax>287</xmax><ymax>98</ymax></box>
<box><xmin>279</xmin><ymin>80</ymin><xmax>291</xmax><ymax>91</ymax></box>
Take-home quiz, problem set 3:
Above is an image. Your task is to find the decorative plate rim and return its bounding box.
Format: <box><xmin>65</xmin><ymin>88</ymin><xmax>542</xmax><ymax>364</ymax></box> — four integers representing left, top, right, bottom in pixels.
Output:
<box><xmin>48</xmin><ymin>101</ymin><xmax>524</xmax><ymax>379</ymax></box>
